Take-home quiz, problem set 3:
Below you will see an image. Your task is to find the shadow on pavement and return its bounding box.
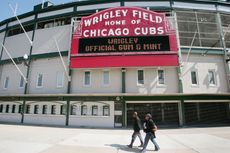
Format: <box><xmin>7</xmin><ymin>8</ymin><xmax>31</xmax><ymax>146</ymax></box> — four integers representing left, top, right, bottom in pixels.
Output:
<box><xmin>105</xmin><ymin>144</ymin><xmax>141</xmax><ymax>152</ymax></box>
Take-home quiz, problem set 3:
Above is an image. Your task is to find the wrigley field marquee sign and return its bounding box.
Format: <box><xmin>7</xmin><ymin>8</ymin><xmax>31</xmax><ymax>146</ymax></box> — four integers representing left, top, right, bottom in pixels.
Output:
<box><xmin>70</xmin><ymin>7</ymin><xmax>178</xmax><ymax>68</ymax></box>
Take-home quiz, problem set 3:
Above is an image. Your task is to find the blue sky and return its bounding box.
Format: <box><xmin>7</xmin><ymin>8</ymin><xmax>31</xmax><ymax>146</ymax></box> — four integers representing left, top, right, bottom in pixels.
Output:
<box><xmin>0</xmin><ymin>0</ymin><xmax>75</xmax><ymax>22</ymax></box>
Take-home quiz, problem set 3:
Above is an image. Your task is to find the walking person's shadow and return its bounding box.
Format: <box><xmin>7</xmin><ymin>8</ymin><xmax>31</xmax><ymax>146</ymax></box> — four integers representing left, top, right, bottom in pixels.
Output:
<box><xmin>105</xmin><ymin>144</ymin><xmax>141</xmax><ymax>152</ymax></box>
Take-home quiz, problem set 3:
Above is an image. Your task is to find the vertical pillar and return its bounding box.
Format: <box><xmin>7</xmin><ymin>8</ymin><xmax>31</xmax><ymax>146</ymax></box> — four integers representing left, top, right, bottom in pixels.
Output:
<box><xmin>21</xmin><ymin>100</ymin><xmax>26</xmax><ymax>123</ymax></box>
<box><xmin>173</xmin><ymin>11</ymin><xmax>185</xmax><ymax>127</ymax></box>
<box><xmin>65</xmin><ymin>100</ymin><xmax>70</xmax><ymax>126</ymax></box>
<box><xmin>197</xmin><ymin>103</ymin><xmax>200</xmax><ymax>122</ymax></box>
<box><xmin>21</xmin><ymin>14</ymin><xmax>37</xmax><ymax>124</ymax></box>
<box><xmin>161</xmin><ymin>103</ymin><xmax>165</xmax><ymax>123</ymax></box>
<box><xmin>121</xmin><ymin>68</ymin><xmax>126</xmax><ymax>127</ymax></box>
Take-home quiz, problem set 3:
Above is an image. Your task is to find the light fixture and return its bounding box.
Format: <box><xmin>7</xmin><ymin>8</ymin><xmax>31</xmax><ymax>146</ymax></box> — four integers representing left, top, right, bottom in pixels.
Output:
<box><xmin>23</xmin><ymin>54</ymin><xmax>28</xmax><ymax>60</ymax></box>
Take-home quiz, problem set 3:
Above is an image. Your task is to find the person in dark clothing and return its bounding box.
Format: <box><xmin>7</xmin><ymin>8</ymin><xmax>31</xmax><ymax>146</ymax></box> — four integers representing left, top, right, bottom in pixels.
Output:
<box><xmin>141</xmin><ymin>113</ymin><xmax>160</xmax><ymax>153</ymax></box>
<box><xmin>127</xmin><ymin>112</ymin><xmax>144</xmax><ymax>148</ymax></box>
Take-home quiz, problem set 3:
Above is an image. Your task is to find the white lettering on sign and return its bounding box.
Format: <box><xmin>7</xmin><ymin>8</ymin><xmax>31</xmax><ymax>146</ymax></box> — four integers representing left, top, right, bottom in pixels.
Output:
<box><xmin>84</xmin><ymin>9</ymin><xmax>128</xmax><ymax>27</ymax></box>
<box><xmin>78</xmin><ymin>7</ymin><xmax>171</xmax><ymax>38</ymax></box>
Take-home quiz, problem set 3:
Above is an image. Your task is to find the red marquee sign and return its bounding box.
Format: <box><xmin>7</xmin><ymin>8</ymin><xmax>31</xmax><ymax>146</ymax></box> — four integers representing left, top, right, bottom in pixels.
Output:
<box><xmin>70</xmin><ymin>7</ymin><xmax>178</xmax><ymax>68</ymax></box>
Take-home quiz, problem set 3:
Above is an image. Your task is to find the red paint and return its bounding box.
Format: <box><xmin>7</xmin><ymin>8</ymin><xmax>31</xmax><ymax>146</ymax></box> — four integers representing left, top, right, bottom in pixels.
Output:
<box><xmin>71</xmin><ymin>55</ymin><xmax>179</xmax><ymax>68</ymax></box>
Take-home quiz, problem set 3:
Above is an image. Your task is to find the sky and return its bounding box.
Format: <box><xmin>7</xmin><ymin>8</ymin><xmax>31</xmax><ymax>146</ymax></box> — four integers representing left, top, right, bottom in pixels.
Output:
<box><xmin>0</xmin><ymin>0</ymin><xmax>76</xmax><ymax>22</ymax></box>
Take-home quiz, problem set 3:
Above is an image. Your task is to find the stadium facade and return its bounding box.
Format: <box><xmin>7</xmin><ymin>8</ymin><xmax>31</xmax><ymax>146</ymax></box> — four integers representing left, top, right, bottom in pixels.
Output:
<box><xmin>0</xmin><ymin>0</ymin><xmax>230</xmax><ymax>128</ymax></box>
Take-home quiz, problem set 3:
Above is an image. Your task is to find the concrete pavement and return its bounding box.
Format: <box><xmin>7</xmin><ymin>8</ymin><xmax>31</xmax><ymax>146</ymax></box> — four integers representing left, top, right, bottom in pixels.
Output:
<box><xmin>0</xmin><ymin>124</ymin><xmax>230</xmax><ymax>153</ymax></box>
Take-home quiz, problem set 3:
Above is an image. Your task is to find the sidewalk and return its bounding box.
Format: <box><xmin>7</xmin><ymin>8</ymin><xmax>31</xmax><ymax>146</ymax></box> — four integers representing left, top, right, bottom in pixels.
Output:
<box><xmin>0</xmin><ymin>124</ymin><xmax>230</xmax><ymax>153</ymax></box>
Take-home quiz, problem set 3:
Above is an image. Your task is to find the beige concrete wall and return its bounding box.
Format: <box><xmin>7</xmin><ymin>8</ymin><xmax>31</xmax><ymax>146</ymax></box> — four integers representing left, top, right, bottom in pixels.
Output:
<box><xmin>28</xmin><ymin>57</ymin><xmax>68</xmax><ymax>94</ymax></box>
<box><xmin>181</xmin><ymin>54</ymin><xmax>228</xmax><ymax>93</ymax></box>
<box><xmin>126</xmin><ymin>67</ymin><xmax>179</xmax><ymax>93</ymax></box>
<box><xmin>0</xmin><ymin>63</ymin><xmax>26</xmax><ymax>95</ymax></box>
<box><xmin>69</xmin><ymin>101</ymin><xmax>114</xmax><ymax>128</ymax></box>
<box><xmin>71</xmin><ymin>68</ymin><xmax>122</xmax><ymax>93</ymax></box>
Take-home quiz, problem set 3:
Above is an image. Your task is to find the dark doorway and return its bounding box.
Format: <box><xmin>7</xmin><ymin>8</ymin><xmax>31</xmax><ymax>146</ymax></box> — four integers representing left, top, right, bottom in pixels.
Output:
<box><xmin>127</xmin><ymin>103</ymin><xmax>179</xmax><ymax>127</ymax></box>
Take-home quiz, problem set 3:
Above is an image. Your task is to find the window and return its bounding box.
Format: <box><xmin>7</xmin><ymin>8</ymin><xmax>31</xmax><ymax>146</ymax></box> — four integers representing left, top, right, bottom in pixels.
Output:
<box><xmin>191</xmin><ymin>71</ymin><xmax>198</xmax><ymax>85</ymax></box>
<box><xmin>42</xmin><ymin>105</ymin><xmax>48</xmax><ymax>114</ymax></box>
<box><xmin>12</xmin><ymin>105</ymin><xmax>16</xmax><ymax>113</ymax></box>
<box><xmin>71</xmin><ymin>105</ymin><xmax>77</xmax><ymax>115</ymax></box>
<box><xmin>26</xmin><ymin>105</ymin><xmax>30</xmax><ymax>114</ymax></box>
<box><xmin>51</xmin><ymin>105</ymin><xmax>56</xmax><ymax>115</ymax></box>
<box><xmin>19</xmin><ymin>76</ymin><xmax>24</xmax><ymax>88</ymax></box>
<box><xmin>208</xmin><ymin>70</ymin><xmax>216</xmax><ymax>85</ymax></box>
<box><xmin>158</xmin><ymin>70</ymin><xmax>165</xmax><ymax>85</ymax></box>
<box><xmin>103</xmin><ymin>105</ymin><xmax>110</xmax><ymax>116</ymax></box>
<box><xmin>37</xmin><ymin>17</ymin><xmax>71</xmax><ymax>29</ymax></box>
<box><xmin>5</xmin><ymin>104</ymin><xmax>9</xmax><ymax>113</ymax></box>
<box><xmin>36</xmin><ymin>74</ymin><xmax>43</xmax><ymax>88</ymax></box>
<box><xmin>34</xmin><ymin>105</ymin><xmax>39</xmax><ymax>114</ymax></box>
<box><xmin>60</xmin><ymin>105</ymin><xmax>65</xmax><ymax>115</ymax></box>
<box><xmin>7</xmin><ymin>24</ymin><xmax>34</xmax><ymax>37</ymax></box>
<box><xmin>81</xmin><ymin>105</ymin><xmax>87</xmax><ymax>115</ymax></box>
<box><xmin>0</xmin><ymin>104</ymin><xmax>3</xmax><ymax>112</ymax></box>
<box><xmin>84</xmin><ymin>71</ymin><xmax>91</xmax><ymax>86</ymax></box>
<box><xmin>103</xmin><ymin>71</ymin><xmax>110</xmax><ymax>85</ymax></box>
<box><xmin>4</xmin><ymin>76</ymin><xmax>9</xmax><ymax>89</ymax></box>
<box><xmin>137</xmin><ymin>70</ymin><xmax>144</xmax><ymax>85</ymax></box>
<box><xmin>18</xmin><ymin>105</ymin><xmax>22</xmax><ymax>113</ymax></box>
<box><xmin>92</xmin><ymin>105</ymin><xmax>98</xmax><ymax>116</ymax></box>
<box><xmin>56</xmin><ymin>71</ymin><xmax>64</xmax><ymax>88</ymax></box>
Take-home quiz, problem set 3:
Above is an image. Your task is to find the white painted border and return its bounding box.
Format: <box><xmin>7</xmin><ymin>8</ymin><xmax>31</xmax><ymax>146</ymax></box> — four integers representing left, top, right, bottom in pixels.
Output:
<box><xmin>8</xmin><ymin>15</ymin><xmax>35</xmax><ymax>26</ymax></box>
<box><xmin>38</xmin><ymin>7</ymin><xmax>74</xmax><ymax>18</ymax></box>
<box><xmin>173</xmin><ymin>2</ymin><xmax>216</xmax><ymax>11</ymax></box>
<box><xmin>125</xmin><ymin>1</ymin><xmax>170</xmax><ymax>7</ymax></box>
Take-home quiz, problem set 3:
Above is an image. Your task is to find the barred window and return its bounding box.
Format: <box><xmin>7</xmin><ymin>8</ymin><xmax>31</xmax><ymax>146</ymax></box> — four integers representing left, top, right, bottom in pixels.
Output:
<box><xmin>26</xmin><ymin>105</ymin><xmax>30</xmax><ymax>114</ymax></box>
<box><xmin>5</xmin><ymin>104</ymin><xmax>10</xmax><ymax>113</ymax></box>
<box><xmin>0</xmin><ymin>104</ymin><xmax>3</xmax><ymax>112</ymax></box>
<box><xmin>92</xmin><ymin>105</ymin><xmax>98</xmax><ymax>116</ymax></box>
<box><xmin>18</xmin><ymin>105</ymin><xmax>22</xmax><ymax>113</ymax></box>
<box><xmin>208</xmin><ymin>70</ymin><xmax>216</xmax><ymax>85</ymax></box>
<box><xmin>158</xmin><ymin>70</ymin><xmax>165</xmax><ymax>85</ymax></box>
<box><xmin>71</xmin><ymin>105</ymin><xmax>77</xmax><ymax>115</ymax></box>
<box><xmin>51</xmin><ymin>105</ymin><xmax>56</xmax><ymax>115</ymax></box>
<box><xmin>42</xmin><ymin>105</ymin><xmax>48</xmax><ymax>114</ymax></box>
<box><xmin>191</xmin><ymin>71</ymin><xmax>198</xmax><ymax>85</ymax></box>
<box><xmin>103</xmin><ymin>105</ymin><xmax>110</xmax><ymax>116</ymax></box>
<box><xmin>81</xmin><ymin>105</ymin><xmax>87</xmax><ymax>115</ymax></box>
<box><xmin>137</xmin><ymin>70</ymin><xmax>144</xmax><ymax>85</ymax></box>
<box><xmin>60</xmin><ymin>105</ymin><xmax>65</xmax><ymax>115</ymax></box>
<box><xmin>12</xmin><ymin>105</ymin><xmax>16</xmax><ymax>113</ymax></box>
<box><xmin>34</xmin><ymin>105</ymin><xmax>39</xmax><ymax>114</ymax></box>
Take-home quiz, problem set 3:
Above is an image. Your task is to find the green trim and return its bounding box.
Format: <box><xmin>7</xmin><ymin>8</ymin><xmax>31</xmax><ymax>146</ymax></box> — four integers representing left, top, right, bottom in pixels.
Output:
<box><xmin>181</xmin><ymin>47</ymin><xmax>225</xmax><ymax>55</ymax></box>
<box><xmin>0</xmin><ymin>93</ymin><xmax>229</xmax><ymax>102</ymax></box>
<box><xmin>120</xmin><ymin>1</ymin><xmax>124</xmax><ymax>6</ymax></box>
<box><xmin>0</xmin><ymin>51</ymin><xmax>68</xmax><ymax>65</ymax></box>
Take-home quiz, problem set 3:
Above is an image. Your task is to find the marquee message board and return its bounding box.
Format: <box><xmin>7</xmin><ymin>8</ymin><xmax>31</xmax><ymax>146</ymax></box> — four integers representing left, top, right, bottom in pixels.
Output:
<box><xmin>70</xmin><ymin>7</ymin><xmax>178</xmax><ymax>68</ymax></box>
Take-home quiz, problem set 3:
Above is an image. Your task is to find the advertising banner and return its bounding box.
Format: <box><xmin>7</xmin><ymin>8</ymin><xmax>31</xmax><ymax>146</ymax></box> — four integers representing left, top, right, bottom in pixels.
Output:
<box><xmin>70</xmin><ymin>7</ymin><xmax>178</xmax><ymax>68</ymax></box>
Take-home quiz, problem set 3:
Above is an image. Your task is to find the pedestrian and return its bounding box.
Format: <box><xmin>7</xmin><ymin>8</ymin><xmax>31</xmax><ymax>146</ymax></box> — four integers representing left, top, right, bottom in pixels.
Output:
<box><xmin>141</xmin><ymin>113</ymin><xmax>160</xmax><ymax>153</ymax></box>
<box><xmin>127</xmin><ymin>112</ymin><xmax>144</xmax><ymax>148</ymax></box>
